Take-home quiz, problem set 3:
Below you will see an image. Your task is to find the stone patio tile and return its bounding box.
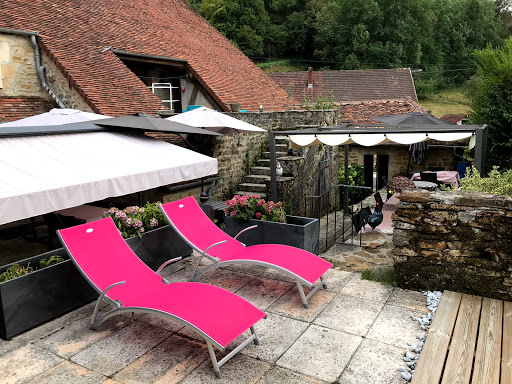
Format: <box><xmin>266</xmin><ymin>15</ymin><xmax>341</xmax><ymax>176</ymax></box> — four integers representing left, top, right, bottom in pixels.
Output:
<box><xmin>112</xmin><ymin>334</ymin><xmax>207</xmax><ymax>384</ymax></box>
<box><xmin>180</xmin><ymin>354</ymin><xmax>271</xmax><ymax>384</ymax></box>
<box><xmin>234</xmin><ymin>277</ymin><xmax>293</xmax><ymax>310</ymax></box>
<box><xmin>340</xmin><ymin>274</ymin><xmax>393</xmax><ymax>302</ymax></box>
<box><xmin>203</xmin><ymin>269</ymin><xmax>255</xmax><ymax>292</ymax></box>
<box><xmin>314</xmin><ymin>294</ymin><xmax>384</xmax><ymax>336</ymax></box>
<box><xmin>13</xmin><ymin>301</ymin><xmax>97</xmax><ymax>343</ymax></box>
<box><xmin>387</xmin><ymin>288</ymin><xmax>428</xmax><ymax>313</ymax></box>
<box><xmin>101</xmin><ymin>380</ymin><xmax>121</xmax><ymax>384</ymax></box>
<box><xmin>230</xmin><ymin>313</ymin><xmax>309</xmax><ymax>363</ymax></box>
<box><xmin>71</xmin><ymin>321</ymin><xmax>171</xmax><ymax>376</ymax></box>
<box><xmin>338</xmin><ymin>339</ymin><xmax>405</xmax><ymax>384</ymax></box>
<box><xmin>366</xmin><ymin>304</ymin><xmax>424</xmax><ymax>348</ymax></box>
<box><xmin>257</xmin><ymin>366</ymin><xmax>327</xmax><ymax>384</ymax></box>
<box><xmin>225</xmin><ymin>263</ymin><xmax>269</xmax><ymax>277</ymax></box>
<box><xmin>0</xmin><ymin>344</ymin><xmax>63</xmax><ymax>384</ymax></box>
<box><xmin>0</xmin><ymin>338</ymin><xmax>27</xmax><ymax>358</ymax></box>
<box><xmin>25</xmin><ymin>361</ymin><xmax>106</xmax><ymax>384</ymax></box>
<box><xmin>268</xmin><ymin>288</ymin><xmax>336</xmax><ymax>322</ymax></box>
<box><xmin>277</xmin><ymin>325</ymin><xmax>362</xmax><ymax>382</ymax></box>
<box><xmin>322</xmin><ymin>268</ymin><xmax>356</xmax><ymax>293</ymax></box>
<box><xmin>138</xmin><ymin>313</ymin><xmax>184</xmax><ymax>333</ymax></box>
<box><xmin>36</xmin><ymin>316</ymin><xmax>131</xmax><ymax>358</ymax></box>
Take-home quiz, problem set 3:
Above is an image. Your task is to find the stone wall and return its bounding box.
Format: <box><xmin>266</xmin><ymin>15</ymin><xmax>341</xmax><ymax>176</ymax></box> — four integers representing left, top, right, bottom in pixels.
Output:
<box><xmin>392</xmin><ymin>189</ymin><xmax>512</xmax><ymax>300</ymax></box>
<box><xmin>337</xmin><ymin>144</ymin><xmax>458</xmax><ymax>179</ymax></box>
<box><xmin>0</xmin><ymin>33</ymin><xmax>49</xmax><ymax>98</ymax></box>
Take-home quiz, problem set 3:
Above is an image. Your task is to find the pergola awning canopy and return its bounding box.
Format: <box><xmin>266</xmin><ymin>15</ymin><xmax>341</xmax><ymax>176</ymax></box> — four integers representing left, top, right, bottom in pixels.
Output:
<box><xmin>0</xmin><ymin>132</ymin><xmax>218</xmax><ymax>225</ymax></box>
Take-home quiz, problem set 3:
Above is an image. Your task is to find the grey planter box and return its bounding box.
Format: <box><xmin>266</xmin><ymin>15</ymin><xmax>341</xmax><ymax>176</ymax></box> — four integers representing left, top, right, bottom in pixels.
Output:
<box><xmin>0</xmin><ymin>248</ymin><xmax>97</xmax><ymax>339</ymax></box>
<box><xmin>0</xmin><ymin>223</ymin><xmax>191</xmax><ymax>339</ymax></box>
<box><xmin>125</xmin><ymin>224</ymin><xmax>193</xmax><ymax>270</ymax></box>
<box><xmin>224</xmin><ymin>215</ymin><xmax>319</xmax><ymax>255</ymax></box>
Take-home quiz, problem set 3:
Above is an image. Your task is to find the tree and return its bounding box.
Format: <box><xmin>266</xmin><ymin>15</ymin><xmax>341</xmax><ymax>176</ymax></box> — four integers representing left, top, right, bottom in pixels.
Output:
<box><xmin>467</xmin><ymin>38</ymin><xmax>512</xmax><ymax>169</ymax></box>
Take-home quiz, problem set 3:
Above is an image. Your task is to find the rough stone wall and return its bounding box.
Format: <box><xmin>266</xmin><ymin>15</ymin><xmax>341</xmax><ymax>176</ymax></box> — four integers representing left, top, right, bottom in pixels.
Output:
<box><xmin>42</xmin><ymin>53</ymin><xmax>93</xmax><ymax>111</ymax></box>
<box><xmin>0</xmin><ymin>34</ymin><xmax>49</xmax><ymax>98</ymax></box>
<box><xmin>337</xmin><ymin>144</ymin><xmax>457</xmax><ymax>178</ymax></box>
<box><xmin>392</xmin><ymin>189</ymin><xmax>512</xmax><ymax>300</ymax></box>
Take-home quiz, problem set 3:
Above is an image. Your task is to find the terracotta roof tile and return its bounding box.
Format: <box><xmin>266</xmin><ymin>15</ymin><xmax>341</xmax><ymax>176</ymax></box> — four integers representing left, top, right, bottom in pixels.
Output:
<box><xmin>339</xmin><ymin>98</ymin><xmax>426</xmax><ymax>124</ymax></box>
<box><xmin>440</xmin><ymin>113</ymin><xmax>470</xmax><ymax>123</ymax></box>
<box><xmin>0</xmin><ymin>0</ymin><xmax>288</xmax><ymax>115</ymax></box>
<box><xmin>0</xmin><ymin>96</ymin><xmax>54</xmax><ymax>122</ymax></box>
<box><xmin>269</xmin><ymin>68</ymin><xmax>418</xmax><ymax>106</ymax></box>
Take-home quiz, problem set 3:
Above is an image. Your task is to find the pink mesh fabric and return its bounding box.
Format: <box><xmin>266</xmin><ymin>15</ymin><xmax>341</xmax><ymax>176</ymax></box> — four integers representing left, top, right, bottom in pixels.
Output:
<box><xmin>161</xmin><ymin>196</ymin><xmax>332</xmax><ymax>285</ymax></box>
<box><xmin>58</xmin><ymin>218</ymin><xmax>265</xmax><ymax>348</ymax></box>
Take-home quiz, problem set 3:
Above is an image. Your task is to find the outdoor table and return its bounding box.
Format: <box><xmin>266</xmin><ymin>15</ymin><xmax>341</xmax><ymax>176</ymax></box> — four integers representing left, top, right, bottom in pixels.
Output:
<box><xmin>55</xmin><ymin>205</ymin><xmax>107</xmax><ymax>223</ymax></box>
<box><xmin>413</xmin><ymin>180</ymin><xmax>438</xmax><ymax>190</ymax></box>
<box><xmin>411</xmin><ymin>171</ymin><xmax>460</xmax><ymax>187</ymax></box>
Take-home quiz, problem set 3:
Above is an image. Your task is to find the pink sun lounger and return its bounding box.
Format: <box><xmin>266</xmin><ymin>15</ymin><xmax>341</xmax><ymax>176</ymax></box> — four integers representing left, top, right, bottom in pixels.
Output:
<box><xmin>159</xmin><ymin>196</ymin><xmax>333</xmax><ymax>308</ymax></box>
<box><xmin>57</xmin><ymin>218</ymin><xmax>265</xmax><ymax>378</ymax></box>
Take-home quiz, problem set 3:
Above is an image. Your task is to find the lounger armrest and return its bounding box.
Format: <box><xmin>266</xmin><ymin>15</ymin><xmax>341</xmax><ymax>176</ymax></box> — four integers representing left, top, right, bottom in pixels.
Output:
<box><xmin>91</xmin><ymin>280</ymin><xmax>126</xmax><ymax>326</ymax></box>
<box><xmin>156</xmin><ymin>257</ymin><xmax>183</xmax><ymax>275</ymax></box>
<box><xmin>203</xmin><ymin>240</ymin><xmax>227</xmax><ymax>260</ymax></box>
<box><xmin>234</xmin><ymin>225</ymin><xmax>258</xmax><ymax>240</ymax></box>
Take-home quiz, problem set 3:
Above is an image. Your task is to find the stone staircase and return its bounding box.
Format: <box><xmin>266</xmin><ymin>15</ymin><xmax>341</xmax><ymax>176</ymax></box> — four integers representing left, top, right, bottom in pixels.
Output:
<box><xmin>235</xmin><ymin>136</ymin><xmax>289</xmax><ymax>198</ymax></box>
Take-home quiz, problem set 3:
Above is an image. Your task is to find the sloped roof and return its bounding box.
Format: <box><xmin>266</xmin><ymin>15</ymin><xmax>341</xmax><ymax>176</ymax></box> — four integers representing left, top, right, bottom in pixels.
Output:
<box><xmin>0</xmin><ymin>97</ymin><xmax>54</xmax><ymax>122</ymax></box>
<box><xmin>0</xmin><ymin>0</ymin><xmax>288</xmax><ymax>116</ymax></box>
<box><xmin>339</xmin><ymin>98</ymin><xmax>427</xmax><ymax>124</ymax></box>
<box><xmin>269</xmin><ymin>68</ymin><xmax>418</xmax><ymax>105</ymax></box>
<box><xmin>441</xmin><ymin>114</ymin><xmax>470</xmax><ymax>124</ymax></box>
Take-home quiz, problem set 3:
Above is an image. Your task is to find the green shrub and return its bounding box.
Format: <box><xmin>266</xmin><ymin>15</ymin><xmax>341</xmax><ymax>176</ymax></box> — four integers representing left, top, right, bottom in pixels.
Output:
<box><xmin>104</xmin><ymin>202</ymin><xmax>167</xmax><ymax>239</ymax></box>
<box><xmin>460</xmin><ymin>166</ymin><xmax>512</xmax><ymax>196</ymax></box>
<box><xmin>39</xmin><ymin>255</ymin><xmax>64</xmax><ymax>269</ymax></box>
<box><xmin>0</xmin><ymin>254</ymin><xmax>65</xmax><ymax>283</ymax></box>
<box><xmin>339</xmin><ymin>165</ymin><xmax>367</xmax><ymax>205</ymax></box>
<box><xmin>361</xmin><ymin>267</ymin><xmax>396</xmax><ymax>286</ymax></box>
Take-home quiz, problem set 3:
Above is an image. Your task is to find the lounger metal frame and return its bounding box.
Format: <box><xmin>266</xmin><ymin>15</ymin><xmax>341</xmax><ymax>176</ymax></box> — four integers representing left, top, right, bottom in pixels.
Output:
<box><xmin>159</xmin><ymin>209</ymin><xmax>328</xmax><ymax>309</ymax></box>
<box><xmin>57</xmin><ymin>232</ymin><xmax>260</xmax><ymax>379</ymax></box>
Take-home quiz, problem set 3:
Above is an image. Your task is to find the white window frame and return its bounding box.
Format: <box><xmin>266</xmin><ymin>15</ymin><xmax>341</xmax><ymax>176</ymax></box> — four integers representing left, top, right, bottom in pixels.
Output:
<box><xmin>149</xmin><ymin>82</ymin><xmax>179</xmax><ymax>110</ymax></box>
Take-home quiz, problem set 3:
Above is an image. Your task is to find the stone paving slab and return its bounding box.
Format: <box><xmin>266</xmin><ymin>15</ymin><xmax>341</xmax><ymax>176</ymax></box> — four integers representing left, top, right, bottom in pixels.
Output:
<box><xmin>179</xmin><ymin>354</ymin><xmax>271</xmax><ymax>384</ymax></box>
<box><xmin>138</xmin><ymin>313</ymin><xmax>184</xmax><ymax>333</ymax></box>
<box><xmin>314</xmin><ymin>294</ymin><xmax>384</xmax><ymax>336</ymax></box>
<box><xmin>338</xmin><ymin>339</ymin><xmax>405</xmax><ymax>384</ymax></box>
<box><xmin>268</xmin><ymin>287</ymin><xmax>336</xmax><ymax>322</ymax></box>
<box><xmin>322</xmin><ymin>268</ymin><xmax>356</xmax><ymax>293</ymax></box>
<box><xmin>257</xmin><ymin>366</ymin><xmax>327</xmax><ymax>384</ymax></box>
<box><xmin>340</xmin><ymin>274</ymin><xmax>393</xmax><ymax>302</ymax></box>
<box><xmin>71</xmin><ymin>321</ymin><xmax>171</xmax><ymax>376</ymax></box>
<box><xmin>25</xmin><ymin>361</ymin><xmax>106</xmax><ymax>384</ymax></box>
<box><xmin>366</xmin><ymin>304</ymin><xmax>424</xmax><ymax>349</ymax></box>
<box><xmin>277</xmin><ymin>324</ymin><xmax>362</xmax><ymax>382</ymax></box>
<box><xmin>112</xmin><ymin>334</ymin><xmax>207</xmax><ymax>384</ymax></box>
<box><xmin>0</xmin><ymin>344</ymin><xmax>63</xmax><ymax>384</ymax></box>
<box><xmin>233</xmin><ymin>276</ymin><xmax>293</xmax><ymax>310</ymax></box>
<box><xmin>387</xmin><ymin>288</ymin><xmax>430</xmax><ymax>313</ymax></box>
<box><xmin>36</xmin><ymin>316</ymin><xmax>131</xmax><ymax>358</ymax></box>
<box><xmin>203</xmin><ymin>269</ymin><xmax>255</xmax><ymax>292</ymax></box>
<box><xmin>234</xmin><ymin>313</ymin><xmax>309</xmax><ymax>363</ymax></box>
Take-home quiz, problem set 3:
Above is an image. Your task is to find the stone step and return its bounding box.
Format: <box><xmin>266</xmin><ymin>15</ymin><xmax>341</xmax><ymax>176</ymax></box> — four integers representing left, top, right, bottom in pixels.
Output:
<box><xmin>257</xmin><ymin>159</ymin><xmax>270</xmax><ymax>167</ymax></box>
<box><xmin>276</xmin><ymin>143</ymin><xmax>288</xmax><ymax>151</ymax></box>
<box><xmin>245</xmin><ymin>174</ymin><xmax>270</xmax><ymax>184</ymax></box>
<box><xmin>262</xmin><ymin>151</ymin><xmax>287</xmax><ymax>159</ymax></box>
<box><xmin>250</xmin><ymin>166</ymin><xmax>270</xmax><ymax>176</ymax></box>
<box><xmin>235</xmin><ymin>191</ymin><xmax>267</xmax><ymax>199</ymax></box>
<box><xmin>238</xmin><ymin>183</ymin><xmax>267</xmax><ymax>193</ymax></box>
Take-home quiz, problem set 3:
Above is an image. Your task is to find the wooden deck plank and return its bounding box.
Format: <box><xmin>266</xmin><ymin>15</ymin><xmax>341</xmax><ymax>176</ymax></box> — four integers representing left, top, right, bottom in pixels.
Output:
<box><xmin>440</xmin><ymin>294</ymin><xmax>482</xmax><ymax>384</ymax></box>
<box><xmin>472</xmin><ymin>298</ymin><xmax>502</xmax><ymax>384</ymax></box>
<box><xmin>502</xmin><ymin>301</ymin><xmax>512</xmax><ymax>384</ymax></box>
<box><xmin>412</xmin><ymin>291</ymin><xmax>463</xmax><ymax>384</ymax></box>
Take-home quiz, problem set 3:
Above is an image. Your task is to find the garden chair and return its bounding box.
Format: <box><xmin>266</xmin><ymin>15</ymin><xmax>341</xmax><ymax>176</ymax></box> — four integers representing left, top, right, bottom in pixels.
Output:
<box><xmin>159</xmin><ymin>196</ymin><xmax>333</xmax><ymax>309</ymax></box>
<box><xmin>57</xmin><ymin>217</ymin><xmax>265</xmax><ymax>379</ymax></box>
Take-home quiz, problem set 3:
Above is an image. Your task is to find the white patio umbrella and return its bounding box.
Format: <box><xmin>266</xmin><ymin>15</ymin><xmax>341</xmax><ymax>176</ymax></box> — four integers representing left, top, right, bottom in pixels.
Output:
<box><xmin>0</xmin><ymin>108</ymin><xmax>111</xmax><ymax>127</ymax></box>
<box><xmin>166</xmin><ymin>106</ymin><xmax>266</xmax><ymax>134</ymax></box>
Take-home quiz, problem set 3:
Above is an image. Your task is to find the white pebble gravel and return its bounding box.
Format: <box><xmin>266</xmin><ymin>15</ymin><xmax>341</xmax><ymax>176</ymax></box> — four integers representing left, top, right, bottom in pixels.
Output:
<box><xmin>398</xmin><ymin>291</ymin><xmax>442</xmax><ymax>382</ymax></box>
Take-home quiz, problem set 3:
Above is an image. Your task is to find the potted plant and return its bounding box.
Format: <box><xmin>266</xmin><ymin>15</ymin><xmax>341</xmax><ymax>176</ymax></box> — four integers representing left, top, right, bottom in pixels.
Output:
<box><xmin>387</xmin><ymin>176</ymin><xmax>416</xmax><ymax>199</ymax></box>
<box><xmin>0</xmin><ymin>249</ymin><xmax>97</xmax><ymax>339</ymax></box>
<box><xmin>103</xmin><ymin>202</ymin><xmax>193</xmax><ymax>270</ymax></box>
<box><xmin>223</xmin><ymin>195</ymin><xmax>320</xmax><ymax>254</ymax></box>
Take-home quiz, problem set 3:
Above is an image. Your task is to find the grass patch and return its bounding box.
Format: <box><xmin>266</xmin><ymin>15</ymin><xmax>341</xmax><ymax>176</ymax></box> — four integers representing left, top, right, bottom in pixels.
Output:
<box><xmin>361</xmin><ymin>266</ymin><xmax>396</xmax><ymax>286</ymax></box>
<box><xmin>419</xmin><ymin>88</ymin><xmax>472</xmax><ymax>118</ymax></box>
<box><xmin>257</xmin><ymin>60</ymin><xmax>302</xmax><ymax>73</ymax></box>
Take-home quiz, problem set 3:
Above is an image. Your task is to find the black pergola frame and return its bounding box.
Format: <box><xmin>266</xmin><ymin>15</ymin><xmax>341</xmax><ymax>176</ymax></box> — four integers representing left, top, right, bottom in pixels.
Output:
<box><xmin>268</xmin><ymin>123</ymin><xmax>487</xmax><ymax>202</ymax></box>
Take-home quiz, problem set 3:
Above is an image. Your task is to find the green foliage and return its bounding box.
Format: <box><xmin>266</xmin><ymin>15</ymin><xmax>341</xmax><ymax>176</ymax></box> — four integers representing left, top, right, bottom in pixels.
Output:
<box><xmin>225</xmin><ymin>194</ymin><xmax>287</xmax><ymax>222</ymax></box>
<box><xmin>104</xmin><ymin>202</ymin><xmax>167</xmax><ymax>239</ymax></box>
<box><xmin>361</xmin><ymin>267</ymin><xmax>396</xmax><ymax>286</ymax></box>
<box><xmin>339</xmin><ymin>165</ymin><xmax>366</xmax><ymax>204</ymax></box>
<box><xmin>467</xmin><ymin>38</ymin><xmax>512</xmax><ymax>169</ymax></box>
<box><xmin>39</xmin><ymin>255</ymin><xmax>64</xmax><ymax>269</ymax></box>
<box><xmin>460</xmin><ymin>166</ymin><xmax>512</xmax><ymax>196</ymax></box>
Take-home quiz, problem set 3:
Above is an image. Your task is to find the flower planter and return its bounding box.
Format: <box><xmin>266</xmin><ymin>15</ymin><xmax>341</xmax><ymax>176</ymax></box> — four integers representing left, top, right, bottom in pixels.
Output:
<box><xmin>0</xmin><ymin>248</ymin><xmax>97</xmax><ymax>339</ymax></box>
<box><xmin>224</xmin><ymin>215</ymin><xmax>320</xmax><ymax>255</ymax></box>
<box><xmin>125</xmin><ymin>224</ymin><xmax>193</xmax><ymax>270</ymax></box>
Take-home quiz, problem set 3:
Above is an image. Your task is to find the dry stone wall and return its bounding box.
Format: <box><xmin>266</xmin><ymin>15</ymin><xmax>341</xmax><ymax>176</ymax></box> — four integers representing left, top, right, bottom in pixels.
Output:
<box><xmin>392</xmin><ymin>189</ymin><xmax>512</xmax><ymax>300</ymax></box>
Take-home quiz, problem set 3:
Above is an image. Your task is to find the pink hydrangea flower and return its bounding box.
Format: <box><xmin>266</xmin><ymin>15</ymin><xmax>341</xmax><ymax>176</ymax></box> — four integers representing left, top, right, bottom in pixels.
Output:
<box><xmin>149</xmin><ymin>218</ymin><xmax>158</xmax><ymax>227</ymax></box>
<box><xmin>230</xmin><ymin>211</ymin><xmax>236</xmax><ymax>216</ymax></box>
<box><xmin>256</xmin><ymin>212</ymin><xmax>262</xmax><ymax>219</ymax></box>
<box><xmin>132</xmin><ymin>220</ymin><xmax>143</xmax><ymax>228</ymax></box>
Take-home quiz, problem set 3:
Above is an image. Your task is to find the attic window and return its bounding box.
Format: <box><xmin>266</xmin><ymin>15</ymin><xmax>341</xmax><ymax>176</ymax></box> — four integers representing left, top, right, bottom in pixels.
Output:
<box><xmin>149</xmin><ymin>83</ymin><xmax>180</xmax><ymax>112</ymax></box>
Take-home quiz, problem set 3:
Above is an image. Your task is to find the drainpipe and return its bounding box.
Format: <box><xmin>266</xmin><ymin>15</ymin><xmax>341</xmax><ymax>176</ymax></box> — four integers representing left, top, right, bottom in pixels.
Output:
<box><xmin>0</xmin><ymin>28</ymin><xmax>66</xmax><ymax>108</ymax></box>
